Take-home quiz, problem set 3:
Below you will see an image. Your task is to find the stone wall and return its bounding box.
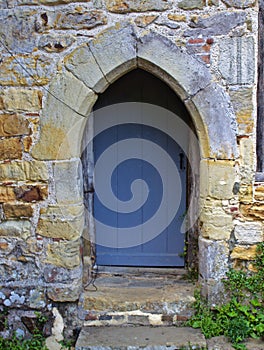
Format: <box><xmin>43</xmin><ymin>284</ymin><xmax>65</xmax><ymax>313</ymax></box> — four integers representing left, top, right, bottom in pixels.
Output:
<box><xmin>0</xmin><ymin>0</ymin><xmax>262</xmax><ymax>338</ymax></box>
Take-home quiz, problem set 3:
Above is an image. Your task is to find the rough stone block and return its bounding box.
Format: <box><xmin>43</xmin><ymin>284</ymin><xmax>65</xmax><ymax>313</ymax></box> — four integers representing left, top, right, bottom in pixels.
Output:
<box><xmin>0</xmin><ymin>114</ymin><xmax>30</xmax><ymax>137</ymax></box>
<box><xmin>54</xmin><ymin>160</ymin><xmax>83</xmax><ymax>204</ymax></box>
<box><xmin>222</xmin><ymin>0</ymin><xmax>256</xmax><ymax>8</ymax></box>
<box><xmin>89</xmin><ymin>24</ymin><xmax>137</xmax><ymax>85</ymax></box>
<box><xmin>0</xmin><ymin>161</ymin><xmax>49</xmax><ymax>181</ymax></box>
<box><xmin>191</xmin><ymin>84</ymin><xmax>238</xmax><ymax>160</ymax></box>
<box><xmin>31</xmin><ymin>71</ymin><xmax>97</xmax><ymax>160</ymax></box>
<box><xmin>218</xmin><ymin>36</ymin><xmax>255</xmax><ymax>85</ymax></box>
<box><xmin>105</xmin><ymin>0</ymin><xmax>171</xmax><ymax>12</ymax></box>
<box><xmin>0</xmin><ymin>55</ymin><xmax>56</xmax><ymax>86</ymax></box>
<box><xmin>38</xmin><ymin>34</ymin><xmax>75</xmax><ymax>52</ymax></box>
<box><xmin>178</xmin><ymin>0</ymin><xmax>205</xmax><ymax>10</ymax></box>
<box><xmin>1</xmin><ymin>88</ymin><xmax>42</xmax><ymax>112</ymax></box>
<box><xmin>199</xmin><ymin>237</ymin><xmax>229</xmax><ymax>280</ymax></box>
<box><xmin>138</xmin><ymin>32</ymin><xmax>211</xmax><ymax>99</ymax></box>
<box><xmin>231</xmin><ymin>245</ymin><xmax>257</xmax><ymax>260</ymax></box>
<box><xmin>65</xmin><ymin>44</ymin><xmax>108</xmax><ymax>93</ymax></box>
<box><xmin>229</xmin><ymin>88</ymin><xmax>254</xmax><ymax>135</ymax></box>
<box><xmin>45</xmin><ymin>239</ymin><xmax>81</xmax><ymax>269</ymax></box>
<box><xmin>239</xmin><ymin>184</ymin><xmax>253</xmax><ymax>203</ymax></box>
<box><xmin>14</xmin><ymin>185</ymin><xmax>48</xmax><ymax>202</ymax></box>
<box><xmin>234</xmin><ymin>221</ymin><xmax>263</xmax><ymax>244</ymax></box>
<box><xmin>0</xmin><ymin>187</ymin><xmax>16</xmax><ymax>202</ymax></box>
<box><xmin>200</xmin><ymin>160</ymin><xmax>237</xmax><ymax>199</ymax></box>
<box><xmin>0</xmin><ymin>138</ymin><xmax>23</xmax><ymax>160</ymax></box>
<box><xmin>47</xmin><ymin>283</ymin><xmax>82</xmax><ymax>302</ymax></box>
<box><xmin>37</xmin><ymin>216</ymin><xmax>84</xmax><ymax>240</ymax></box>
<box><xmin>134</xmin><ymin>15</ymin><xmax>157</xmax><ymax>28</ymax></box>
<box><xmin>54</xmin><ymin>10</ymin><xmax>107</xmax><ymax>30</ymax></box>
<box><xmin>43</xmin><ymin>265</ymin><xmax>82</xmax><ymax>283</ymax></box>
<box><xmin>184</xmin><ymin>12</ymin><xmax>246</xmax><ymax>37</ymax></box>
<box><xmin>167</xmin><ymin>14</ymin><xmax>186</xmax><ymax>22</ymax></box>
<box><xmin>239</xmin><ymin>137</ymin><xmax>255</xmax><ymax>184</ymax></box>
<box><xmin>240</xmin><ymin>203</ymin><xmax>264</xmax><ymax>220</ymax></box>
<box><xmin>3</xmin><ymin>203</ymin><xmax>34</xmax><ymax>219</ymax></box>
<box><xmin>0</xmin><ymin>220</ymin><xmax>32</xmax><ymax>240</ymax></box>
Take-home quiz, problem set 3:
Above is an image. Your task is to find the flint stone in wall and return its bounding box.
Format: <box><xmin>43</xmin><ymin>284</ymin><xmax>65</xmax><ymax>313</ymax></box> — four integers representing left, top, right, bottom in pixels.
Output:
<box><xmin>38</xmin><ymin>34</ymin><xmax>75</xmax><ymax>53</ymax></box>
<box><xmin>218</xmin><ymin>36</ymin><xmax>255</xmax><ymax>85</ymax></box>
<box><xmin>105</xmin><ymin>0</ymin><xmax>171</xmax><ymax>13</ymax></box>
<box><xmin>234</xmin><ymin>222</ymin><xmax>263</xmax><ymax>244</ymax></box>
<box><xmin>0</xmin><ymin>10</ymin><xmax>38</xmax><ymax>54</ymax></box>
<box><xmin>0</xmin><ymin>260</ymin><xmax>41</xmax><ymax>283</ymax></box>
<box><xmin>54</xmin><ymin>10</ymin><xmax>107</xmax><ymax>30</ymax></box>
<box><xmin>0</xmin><ymin>220</ymin><xmax>32</xmax><ymax>240</ymax></box>
<box><xmin>184</xmin><ymin>12</ymin><xmax>246</xmax><ymax>37</ymax></box>
<box><xmin>178</xmin><ymin>0</ymin><xmax>205</xmax><ymax>10</ymax></box>
<box><xmin>0</xmin><ymin>54</ymin><xmax>56</xmax><ymax>86</ymax></box>
<box><xmin>222</xmin><ymin>0</ymin><xmax>256</xmax><ymax>8</ymax></box>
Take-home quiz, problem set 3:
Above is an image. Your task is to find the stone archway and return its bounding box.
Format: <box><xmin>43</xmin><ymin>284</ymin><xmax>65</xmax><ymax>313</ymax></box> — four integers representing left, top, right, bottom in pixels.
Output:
<box><xmin>32</xmin><ymin>23</ymin><xmax>238</xmax><ymax>301</ymax></box>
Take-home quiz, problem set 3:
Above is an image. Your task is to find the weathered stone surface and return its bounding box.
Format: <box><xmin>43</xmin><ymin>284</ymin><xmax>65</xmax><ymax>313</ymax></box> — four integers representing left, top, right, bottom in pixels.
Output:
<box><xmin>31</xmin><ymin>71</ymin><xmax>96</xmax><ymax>160</ymax></box>
<box><xmin>184</xmin><ymin>12</ymin><xmax>246</xmax><ymax>37</ymax></box>
<box><xmin>138</xmin><ymin>32</ymin><xmax>211</xmax><ymax>99</ymax></box>
<box><xmin>29</xmin><ymin>288</ymin><xmax>46</xmax><ymax>309</ymax></box>
<box><xmin>219</xmin><ymin>37</ymin><xmax>255</xmax><ymax>85</ymax></box>
<box><xmin>37</xmin><ymin>216</ymin><xmax>84</xmax><ymax>240</ymax></box>
<box><xmin>54</xmin><ymin>10</ymin><xmax>107</xmax><ymax>30</ymax></box>
<box><xmin>23</xmin><ymin>136</ymin><xmax>32</xmax><ymax>153</ymax></box>
<box><xmin>239</xmin><ymin>137</ymin><xmax>255</xmax><ymax>184</ymax></box>
<box><xmin>199</xmin><ymin>237</ymin><xmax>229</xmax><ymax>280</ymax></box>
<box><xmin>43</xmin><ymin>265</ymin><xmax>82</xmax><ymax>283</ymax></box>
<box><xmin>178</xmin><ymin>0</ymin><xmax>205</xmax><ymax>10</ymax></box>
<box><xmin>38</xmin><ymin>34</ymin><xmax>75</xmax><ymax>52</ymax></box>
<box><xmin>0</xmin><ymin>187</ymin><xmax>16</xmax><ymax>202</ymax></box>
<box><xmin>200</xmin><ymin>203</ymin><xmax>233</xmax><ymax>240</ymax></box>
<box><xmin>230</xmin><ymin>88</ymin><xmax>254</xmax><ymax>135</ymax></box>
<box><xmin>54</xmin><ymin>160</ymin><xmax>83</xmax><ymax>204</ymax></box>
<box><xmin>154</xmin><ymin>17</ymin><xmax>180</xmax><ymax>29</ymax></box>
<box><xmin>3</xmin><ymin>203</ymin><xmax>34</xmax><ymax>218</ymax></box>
<box><xmin>0</xmin><ymin>114</ymin><xmax>30</xmax><ymax>137</ymax></box>
<box><xmin>234</xmin><ymin>221</ymin><xmax>263</xmax><ymax>244</ymax></box>
<box><xmin>134</xmin><ymin>15</ymin><xmax>157</xmax><ymax>28</ymax></box>
<box><xmin>0</xmin><ymin>10</ymin><xmax>38</xmax><ymax>53</ymax></box>
<box><xmin>45</xmin><ymin>239</ymin><xmax>81</xmax><ymax>269</ymax></box>
<box><xmin>240</xmin><ymin>203</ymin><xmax>264</xmax><ymax>220</ymax></box>
<box><xmin>167</xmin><ymin>14</ymin><xmax>186</xmax><ymax>22</ymax></box>
<box><xmin>191</xmin><ymin>84</ymin><xmax>238</xmax><ymax>159</ymax></box>
<box><xmin>231</xmin><ymin>245</ymin><xmax>257</xmax><ymax>260</ymax></box>
<box><xmin>89</xmin><ymin>24</ymin><xmax>137</xmax><ymax>84</ymax></box>
<box><xmin>40</xmin><ymin>203</ymin><xmax>84</xmax><ymax>219</ymax></box>
<box><xmin>47</xmin><ymin>283</ymin><xmax>82</xmax><ymax>302</ymax></box>
<box><xmin>1</xmin><ymin>88</ymin><xmax>42</xmax><ymax>112</ymax></box>
<box><xmin>222</xmin><ymin>0</ymin><xmax>255</xmax><ymax>8</ymax></box>
<box><xmin>239</xmin><ymin>184</ymin><xmax>253</xmax><ymax>203</ymax></box>
<box><xmin>105</xmin><ymin>0</ymin><xmax>171</xmax><ymax>13</ymax></box>
<box><xmin>0</xmin><ymin>137</ymin><xmax>22</xmax><ymax>160</ymax></box>
<box><xmin>0</xmin><ymin>220</ymin><xmax>32</xmax><ymax>239</ymax></box>
<box><xmin>0</xmin><ymin>55</ymin><xmax>56</xmax><ymax>86</ymax></box>
<box><xmin>14</xmin><ymin>185</ymin><xmax>48</xmax><ymax>202</ymax></box>
<box><xmin>0</xmin><ymin>161</ymin><xmax>49</xmax><ymax>181</ymax></box>
<box><xmin>255</xmin><ymin>185</ymin><xmax>264</xmax><ymax>201</ymax></box>
<box><xmin>65</xmin><ymin>44</ymin><xmax>107</xmax><ymax>93</ymax></box>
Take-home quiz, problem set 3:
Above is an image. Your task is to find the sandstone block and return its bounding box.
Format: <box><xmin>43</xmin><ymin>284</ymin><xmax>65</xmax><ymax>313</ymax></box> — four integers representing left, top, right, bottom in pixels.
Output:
<box><xmin>3</xmin><ymin>203</ymin><xmax>34</xmax><ymax>219</ymax></box>
<box><xmin>199</xmin><ymin>237</ymin><xmax>229</xmax><ymax>280</ymax></box>
<box><xmin>138</xmin><ymin>32</ymin><xmax>211</xmax><ymax>99</ymax></box>
<box><xmin>105</xmin><ymin>0</ymin><xmax>171</xmax><ymax>13</ymax></box>
<box><xmin>178</xmin><ymin>0</ymin><xmax>205</xmax><ymax>10</ymax></box>
<box><xmin>134</xmin><ymin>15</ymin><xmax>157</xmax><ymax>28</ymax></box>
<box><xmin>54</xmin><ymin>160</ymin><xmax>83</xmax><ymax>204</ymax></box>
<box><xmin>184</xmin><ymin>12</ymin><xmax>246</xmax><ymax>37</ymax></box>
<box><xmin>0</xmin><ymin>138</ymin><xmax>23</xmax><ymax>160</ymax></box>
<box><xmin>2</xmin><ymin>88</ymin><xmax>42</xmax><ymax>112</ymax></box>
<box><xmin>167</xmin><ymin>14</ymin><xmax>186</xmax><ymax>22</ymax></box>
<box><xmin>0</xmin><ymin>161</ymin><xmax>49</xmax><ymax>181</ymax></box>
<box><xmin>254</xmin><ymin>185</ymin><xmax>264</xmax><ymax>201</ymax></box>
<box><xmin>38</xmin><ymin>34</ymin><xmax>75</xmax><ymax>52</ymax></box>
<box><xmin>191</xmin><ymin>84</ymin><xmax>238</xmax><ymax>160</ymax></box>
<box><xmin>239</xmin><ymin>137</ymin><xmax>255</xmax><ymax>184</ymax></box>
<box><xmin>234</xmin><ymin>221</ymin><xmax>263</xmax><ymax>244</ymax></box>
<box><xmin>14</xmin><ymin>185</ymin><xmax>48</xmax><ymax>202</ymax></box>
<box><xmin>45</xmin><ymin>239</ymin><xmax>81</xmax><ymax>269</ymax></box>
<box><xmin>43</xmin><ymin>265</ymin><xmax>82</xmax><ymax>283</ymax></box>
<box><xmin>0</xmin><ymin>220</ymin><xmax>32</xmax><ymax>240</ymax></box>
<box><xmin>65</xmin><ymin>44</ymin><xmax>108</xmax><ymax>93</ymax></box>
<box><xmin>0</xmin><ymin>55</ymin><xmax>56</xmax><ymax>86</ymax></box>
<box><xmin>231</xmin><ymin>245</ymin><xmax>257</xmax><ymax>260</ymax></box>
<box><xmin>239</xmin><ymin>184</ymin><xmax>253</xmax><ymax>203</ymax></box>
<box><xmin>0</xmin><ymin>114</ymin><xmax>30</xmax><ymax>137</ymax></box>
<box><xmin>0</xmin><ymin>187</ymin><xmax>16</xmax><ymax>202</ymax></box>
<box><xmin>229</xmin><ymin>88</ymin><xmax>254</xmax><ymax>135</ymax></box>
<box><xmin>89</xmin><ymin>24</ymin><xmax>137</xmax><ymax>85</ymax></box>
<box><xmin>31</xmin><ymin>71</ymin><xmax>96</xmax><ymax>160</ymax></box>
<box><xmin>240</xmin><ymin>203</ymin><xmax>264</xmax><ymax>220</ymax></box>
<box><xmin>219</xmin><ymin>36</ymin><xmax>255</xmax><ymax>85</ymax></box>
<box><xmin>200</xmin><ymin>160</ymin><xmax>237</xmax><ymax>199</ymax></box>
<box><xmin>47</xmin><ymin>282</ymin><xmax>82</xmax><ymax>302</ymax></box>
<box><xmin>54</xmin><ymin>10</ymin><xmax>107</xmax><ymax>30</ymax></box>
<box><xmin>37</xmin><ymin>216</ymin><xmax>84</xmax><ymax>240</ymax></box>
<box><xmin>222</xmin><ymin>0</ymin><xmax>256</xmax><ymax>8</ymax></box>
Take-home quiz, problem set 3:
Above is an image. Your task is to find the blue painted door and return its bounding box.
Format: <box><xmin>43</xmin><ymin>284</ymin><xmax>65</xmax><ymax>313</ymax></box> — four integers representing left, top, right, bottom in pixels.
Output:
<box><xmin>93</xmin><ymin>106</ymin><xmax>187</xmax><ymax>267</ymax></box>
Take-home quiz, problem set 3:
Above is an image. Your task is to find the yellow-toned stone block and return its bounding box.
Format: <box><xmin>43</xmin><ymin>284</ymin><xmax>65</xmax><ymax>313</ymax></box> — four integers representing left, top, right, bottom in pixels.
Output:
<box><xmin>45</xmin><ymin>239</ymin><xmax>81</xmax><ymax>269</ymax></box>
<box><xmin>1</xmin><ymin>88</ymin><xmax>42</xmax><ymax>112</ymax></box>
<box><xmin>0</xmin><ymin>187</ymin><xmax>16</xmax><ymax>203</ymax></box>
<box><xmin>240</xmin><ymin>203</ymin><xmax>264</xmax><ymax>220</ymax></box>
<box><xmin>135</xmin><ymin>15</ymin><xmax>157</xmax><ymax>27</ymax></box>
<box><xmin>239</xmin><ymin>184</ymin><xmax>253</xmax><ymax>203</ymax></box>
<box><xmin>168</xmin><ymin>14</ymin><xmax>187</xmax><ymax>22</ymax></box>
<box><xmin>200</xmin><ymin>159</ymin><xmax>236</xmax><ymax>200</ymax></box>
<box><xmin>239</xmin><ymin>137</ymin><xmax>255</xmax><ymax>184</ymax></box>
<box><xmin>0</xmin><ymin>161</ymin><xmax>48</xmax><ymax>181</ymax></box>
<box><xmin>231</xmin><ymin>245</ymin><xmax>257</xmax><ymax>260</ymax></box>
<box><xmin>254</xmin><ymin>185</ymin><xmax>264</xmax><ymax>201</ymax></box>
<box><xmin>0</xmin><ymin>114</ymin><xmax>30</xmax><ymax>137</ymax></box>
<box><xmin>3</xmin><ymin>203</ymin><xmax>34</xmax><ymax>219</ymax></box>
<box><xmin>0</xmin><ymin>137</ymin><xmax>22</xmax><ymax>160</ymax></box>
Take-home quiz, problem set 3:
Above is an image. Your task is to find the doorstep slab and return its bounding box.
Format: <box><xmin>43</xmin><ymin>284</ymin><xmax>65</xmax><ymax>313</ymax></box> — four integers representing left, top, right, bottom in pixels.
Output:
<box><xmin>75</xmin><ymin>326</ymin><xmax>206</xmax><ymax>349</ymax></box>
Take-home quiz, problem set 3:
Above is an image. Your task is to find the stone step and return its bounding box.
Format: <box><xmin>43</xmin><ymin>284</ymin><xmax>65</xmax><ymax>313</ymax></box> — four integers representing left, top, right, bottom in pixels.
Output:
<box><xmin>75</xmin><ymin>326</ymin><xmax>207</xmax><ymax>350</ymax></box>
<box><xmin>81</xmin><ymin>274</ymin><xmax>196</xmax><ymax>327</ymax></box>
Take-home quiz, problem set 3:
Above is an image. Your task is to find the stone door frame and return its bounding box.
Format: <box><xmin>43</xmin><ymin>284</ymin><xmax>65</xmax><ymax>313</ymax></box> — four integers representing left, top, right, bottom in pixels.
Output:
<box><xmin>32</xmin><ymin>24</ymin><xmax>238</xmax><ymax>301</ymax></box>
